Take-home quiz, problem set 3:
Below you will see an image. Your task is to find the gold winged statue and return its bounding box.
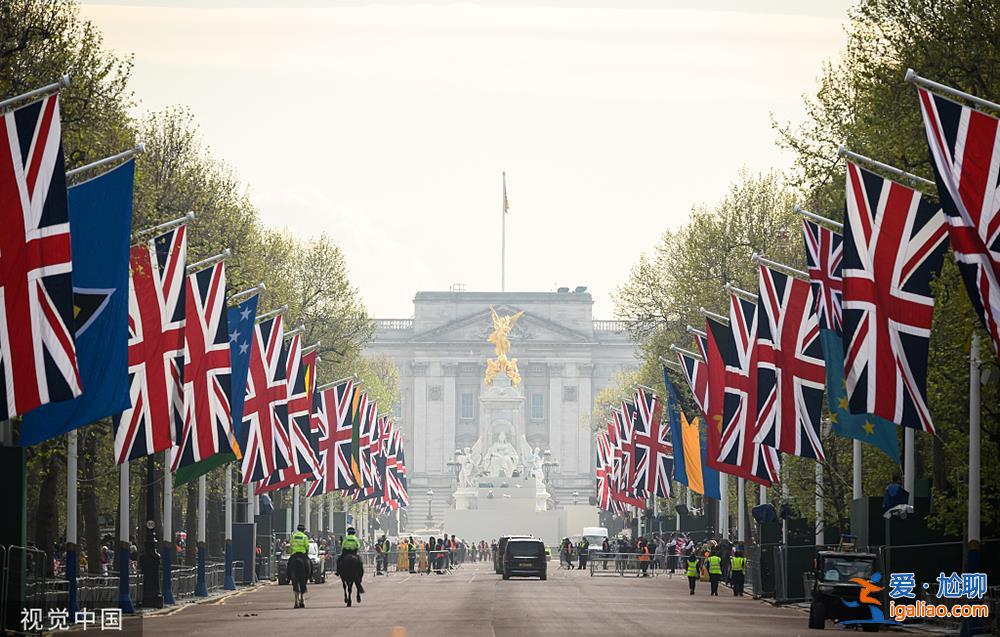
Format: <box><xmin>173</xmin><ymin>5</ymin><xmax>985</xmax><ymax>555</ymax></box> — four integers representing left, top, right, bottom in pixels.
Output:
<box><xmin>484</xmin><ymin>307</ymin><xmax>524</xmax><ymax>386</ymax></box>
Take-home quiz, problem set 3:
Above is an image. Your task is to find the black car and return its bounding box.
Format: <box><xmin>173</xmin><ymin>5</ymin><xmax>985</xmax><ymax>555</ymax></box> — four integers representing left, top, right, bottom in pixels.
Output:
<box><xmin>502</xmin><ymin>538</ymin><xmax>547</xmax><ymax>581</ymax></box>
<box><xmin>494</xmin><ymin>535</ymin><xmax>533</xmax><ymax>574</ymax></box>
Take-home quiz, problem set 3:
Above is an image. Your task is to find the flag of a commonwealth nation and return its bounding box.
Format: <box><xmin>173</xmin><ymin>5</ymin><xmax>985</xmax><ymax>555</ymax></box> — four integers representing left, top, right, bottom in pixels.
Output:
<box><xmin>174</xmin><ymin>294</ymin><xmax>258</xmax><ymax>486</ymax></box>
<box><xmin>820</xmin><ymin>329</ymin><xmax>899</xmax><ymax>462</ymax></box>
<box><xmin>22</xmin><ymin>160</ymin><xmax>135</xmax><ymax>444</ymax></box>
<box><xmin>665</xmin><ymin>367</ymin><xmax>719</xmax><ymax>500</ymax></box>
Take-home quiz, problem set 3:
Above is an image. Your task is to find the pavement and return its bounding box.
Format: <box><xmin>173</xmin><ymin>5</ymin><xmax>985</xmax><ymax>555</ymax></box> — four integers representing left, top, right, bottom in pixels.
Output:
<box><xmin>114</xmin><ymin>560</ymin><xmax>832</xmax><ymax>637</ymax></box>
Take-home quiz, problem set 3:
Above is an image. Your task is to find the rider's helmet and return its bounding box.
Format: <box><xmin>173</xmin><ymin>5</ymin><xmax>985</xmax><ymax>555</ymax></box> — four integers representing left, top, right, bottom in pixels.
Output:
<box><xmin>297</xmin><ymin>524</ymin><xmax>306</xmax><ymax>532</ymax></box>
<box><xmin>347</xmin><ymin>526</ymin><xmax>356</xmax><ymax>535</ymax></box>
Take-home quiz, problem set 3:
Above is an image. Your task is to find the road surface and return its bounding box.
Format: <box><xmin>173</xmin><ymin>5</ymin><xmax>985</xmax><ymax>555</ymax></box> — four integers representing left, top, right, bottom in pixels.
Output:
<box><xmin>129</xmin><ymin>561</ymin><xmax>818</xmax><ymax>637</ymax></box>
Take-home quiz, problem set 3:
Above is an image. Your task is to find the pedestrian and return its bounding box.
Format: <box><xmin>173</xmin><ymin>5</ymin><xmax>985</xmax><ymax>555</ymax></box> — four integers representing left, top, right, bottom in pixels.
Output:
<box><xmin>601</xmin><ymin>537</ymin><xmax>610</xmax><ymax>570</ymax></box>
<box><xmin>730</xmin><ymin>550</ymin><xmax>746</xmax><ymax>597</ymax></box>
<box><xmin>686</xmin><ymin>551</ymin><xmax>700</xmax><ymax>595</ymax></box>
<box><xmin>408</xmin><ymin>537</ymin><xmax>417</xmax><ymax>573</ymax></box>
<box><xmin>577</xmin><ymin>538</ymin><xmax>588</xmax><ymax>570</ymax></box>
<box><xmin>638</xmin><ymin>538</ymin><xmax>651</xmax><ymax>577</ymax></box>
<box><xmin>707</xmin><ymin>548</ymin><xmax>723</xmax><ymax>596</ymax></box>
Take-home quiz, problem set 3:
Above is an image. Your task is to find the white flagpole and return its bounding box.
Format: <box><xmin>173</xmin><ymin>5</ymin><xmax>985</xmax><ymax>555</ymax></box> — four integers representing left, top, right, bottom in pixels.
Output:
<box><xmin>759</xmin><ymin>484</ymin><xmax>767</xmax><ymax>506</ymax></box>
<box><xmin>66</xmin><ymin>430</ymin><xmax>79</xmax><ymax>614</ymax></box>
<box><xmin>904</xmin><ymin>428</ymin><xmax>915</xmax><ymax>506</ymax></box>
<box><xmin>719</xmin><ymin>473</ymin><xmax>728</xmax><ymax>539</ymax></box>
<box><xmin>317</xmin><ymin>495</ymin><xmax>324</xmax><ymax>534</ymax></box>
<box><xmin>853</xmin><ymin>440</ymin><xmax>862</xmax><ymax>500</ymax></box>
<box><xmin>969</xmin><ymin>332</ymin><xmax>981</xmax><ymax>546</ymax></box>
<box><xmin>293</xmin><ymin>484</ymin><xmax>300</xmax><ymax>529</ymax></box>
<box><xmin>501</xmin><ymin>172</ymin><xmax>507</xmax><ymax>292</ymax></box>
<box><xmin>815</xmin><ymin>461</ymin><xmax>824</xmax><ymax>546</ymax></box>
<box><xmin>737</xmin><ymin>478</ymin><xmax>746</xmax><ymax>543</ymax></box>
<box><xmin>304</xmin><ymin>492</ymin><xmax>312</xmax><ymax>533</ymax></box>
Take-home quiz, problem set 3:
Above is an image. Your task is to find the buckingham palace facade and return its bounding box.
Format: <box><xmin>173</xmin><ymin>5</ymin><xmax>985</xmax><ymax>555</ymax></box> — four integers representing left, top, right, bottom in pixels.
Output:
<box><xmin>364</xmin><ymin>288</ymin><xmax>640</xmax><ymax>527</ymax></box>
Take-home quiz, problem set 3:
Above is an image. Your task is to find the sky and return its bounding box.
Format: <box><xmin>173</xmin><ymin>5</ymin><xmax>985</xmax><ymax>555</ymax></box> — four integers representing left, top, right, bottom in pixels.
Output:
<box><xmin>79</xmin><ymin>0</ymin><xmax>852</xmax><ymax>319</ymax></box>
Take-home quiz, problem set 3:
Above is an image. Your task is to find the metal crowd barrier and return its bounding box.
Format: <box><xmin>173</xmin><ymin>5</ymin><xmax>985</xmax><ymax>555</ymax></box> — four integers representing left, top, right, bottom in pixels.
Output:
<box><xmin>587</xmin><ymin>553</ymin><xmax>660</xmax><ymax>578</ymax></box>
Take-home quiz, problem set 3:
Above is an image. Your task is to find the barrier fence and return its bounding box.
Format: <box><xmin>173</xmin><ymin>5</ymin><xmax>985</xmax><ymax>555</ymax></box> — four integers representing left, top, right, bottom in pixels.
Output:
<box><xmin>587</xmin><ymin>552</ymin><xmax>660</xmax><ymax>578</ymax></box>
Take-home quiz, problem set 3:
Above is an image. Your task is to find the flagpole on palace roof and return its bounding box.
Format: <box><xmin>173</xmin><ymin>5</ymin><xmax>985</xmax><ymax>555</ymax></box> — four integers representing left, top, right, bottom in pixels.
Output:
<box><xmin>501</xmin><ymin>172</ymin><xmax>508</xmax><ymax>293</ymax></box>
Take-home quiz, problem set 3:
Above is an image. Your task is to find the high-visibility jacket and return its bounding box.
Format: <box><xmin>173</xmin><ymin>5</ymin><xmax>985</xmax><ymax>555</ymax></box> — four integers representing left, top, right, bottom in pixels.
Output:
<box><xmin>341</xmin><ymin>533</ymin><xmax>360</xmax><ymax>551</ymax></box>
<box><xmin>686</xmin><ymin>558</ymin><xmax>699</xmax><ymax>577</ymax></box>
<box><xmin>731</xmin><ymin>556</ymin><xmax>746</xmax><ymax>572</ymax></box>
<box><xmin>707</xmin><ymin>555</ymin><xmax>722</xmax><ymax>575</ymax></box>
<box><xmin>290</xmin><ymin>531</ymin><xmax>309</xmax><ymax>555</ymax></box>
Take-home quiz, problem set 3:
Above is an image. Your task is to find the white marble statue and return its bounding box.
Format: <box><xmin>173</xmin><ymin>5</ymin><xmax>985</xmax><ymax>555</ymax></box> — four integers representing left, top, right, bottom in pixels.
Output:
<box><xmin>471</xmin><ymin>431</ymin><xmax>518</xmax><ymax>478</ymax></box>
<box><xmin>457</xmin><ymin>447</ymin><xmax>477</xmax><ymax>487</ymax></box>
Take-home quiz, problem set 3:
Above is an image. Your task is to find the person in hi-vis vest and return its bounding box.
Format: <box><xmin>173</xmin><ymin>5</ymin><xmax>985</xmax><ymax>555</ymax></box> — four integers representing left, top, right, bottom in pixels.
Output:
<box><xmin>685</xmin><ymin>551</ymin><xmax>701</xmax><ymax>595</ymax></box>
<box><xmin>730</xmin><ymin>551</ymin><xmax>747</xmax><ymax>597</ymax></box>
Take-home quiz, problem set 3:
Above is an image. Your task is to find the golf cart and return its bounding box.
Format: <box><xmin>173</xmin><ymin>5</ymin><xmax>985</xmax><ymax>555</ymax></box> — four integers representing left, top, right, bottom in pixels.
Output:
<box><xmin>808</xmin><ymin>549</ymin><xmax>880</xmax><ymax>632</ymax></box>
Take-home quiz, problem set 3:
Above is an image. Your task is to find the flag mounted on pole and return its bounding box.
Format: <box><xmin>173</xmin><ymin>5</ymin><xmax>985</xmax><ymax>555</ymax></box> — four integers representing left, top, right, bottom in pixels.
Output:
<box><xmin>914</xmin><ymin>78</ymin><xmax>1000</xmax><ymax>358</ymax></box>
<box><xmin>113</xmin><ymin>225</ymin><xmax>188</xmax><ymax>464</ymax></box>
<box><xmin>1</xmin><ymin>93</ymin><xmax>81</xmax><ymax>420</ymax></box>
<box><xmin>665</xmin><ymin>367</ymin><xmax>719</xmax><ymax>499</ymax></box>
<box><xmin>752</xmin><ymin>264</ymin><xmax>826</xmax><ymax>461</ymax></box>
<box><xmin>842</xmin><ymin>160</ymin><xmax>948</xmax><ymax>433</ymax></box>
<box><xmin>22</xmin><ymin>159</ymin><xmax>134</xmax><ymax>444</ymax></box>
<box><xmin>631</xmin><ymin>387</ymin><xmax>671</xmax><ymax>498</ymax></box>
<box><xmin>802</xmin><ymin>216</ymin><xmax>899</xmax><ymax>461</ymax></box>
<box><xmin>172</xmin><ymin>261</ymin><xmax>232</xmax><ymax>472</ymax></box>
<box><xmin>239</xmin><ymin>315</ymin><xmax>291</xmax><ymax>483</ymax></box>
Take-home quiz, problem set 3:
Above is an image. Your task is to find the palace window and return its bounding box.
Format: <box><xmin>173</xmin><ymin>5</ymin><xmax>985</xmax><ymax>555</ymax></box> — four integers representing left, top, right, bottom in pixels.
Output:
<box><xmin>530</xmin><ymin>393</ymin><xmax>545</xmax><ymax>420</ymax></box>
<box><xmin>460</xmin><ymin>392</ymin><xmax>475</xmax><ymax>419</ymax></box>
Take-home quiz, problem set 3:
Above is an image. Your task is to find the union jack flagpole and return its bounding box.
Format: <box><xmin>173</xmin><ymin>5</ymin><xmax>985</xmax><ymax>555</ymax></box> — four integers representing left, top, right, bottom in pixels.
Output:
<box><xmin>0</xmin><ymin>75</ymin><xmax>70</xmax><ymax>112</ymax></box>
<box><xmin>906</xmin><ymin>68</ymin><xmax>1000</xmax><ymax>113</ymax></box>
<box><xmin>837</xmin><ymin>146</ymin><xmax>935</xmax><ymax>191</ymax></box>
<box><xmin>699</xmin><ymin>307</ymin><xmax>729</xmax><ymax>324</ymax></box>
<box><xmin>794</xmin><ymin>205</ymin><xmax>843</xmax><ymax>232</ymax></box>
<box><xmin>186</xmin><ymin>249</ymin><xmax>230</xmax><ymax>273</ymax></box>
<box><xmin>750</xmin><ymin>253</ymin><xmax>809</xmax><ymax>281</ymax></box>
<box><xmin>133</xmin><ymin>211</ymin><xmax>195</xmax><ymax>242</ymax></box>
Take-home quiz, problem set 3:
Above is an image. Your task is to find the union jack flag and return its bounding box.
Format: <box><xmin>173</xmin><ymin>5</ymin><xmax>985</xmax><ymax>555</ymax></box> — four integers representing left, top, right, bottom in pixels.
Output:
<box><xmin>0</xmin><ymin>94</ymin><xmax>81</xmax><ymax>420</ymax></box>
<box><xmin>313</xmin><ymin>380</ymin><xmax>357</xmax><ymax>492</ymax></box>
<box><xmin>113</xmin><ymin>226</ymin><xmax>187</xmax><ymax>464</ymax></box>
<box><xmin>803</xmin><ymin>218</ymin><xmax>844</xmax><ymax>332</ymax></box>
<box><xmin>259</xmin><ymin>335</ymin><xmax>320</xmax><ymax>491</ymax></box>
<box><xmin>611</xmin><ymin>404</ymin><xmax>645</xmax><ymax>507</ymax></box>
<box><xmin>307</xmin><ymin>381</ymin><xmax>348</xmax><ymax>496</ymax></box>
<box><xmin>631</xmin><ymin>388</ymin><xmax>671</xmax><ymax>498</ymax></box>
<box><xmin>595</xmin><ymin>431</ymin><xmax>613</xmax><ymax>510</ymax></box>
<box><xmin>716</xmin><ymin>294</ymin><xmax>780</xmax><ymax>485</ymax></box>
<box><xmin>752</xmin><ymin>265</ymin><xmax>826</xmax><ymax>460</ymax></box>
<box><xmin>353</xmin><ymin>404</ymin><xmax>383</xmax><ymax>501</ymax></box>
<box><xmin>383</xmin><ymin>424</ymin><xmax>408</xmax><ymax>508</ymax></box>
<box><xmin>917</xmin><ymin>85</ymin><xmax>1000</xmax><ymax>358</ymax></box>
<box><xmin>171</xmin><ymin>262</ymin><xmax>232</xmax><ymax>471</ymax></box>
<box><xmin>239</xmin><ymin>315</ymin><xmax>291</xmax><ymax>483</ymax></box>
<box><xmin>842</xmin><ymin>161</ymin><xmax>948</xmax><ymax>433</ymax></box>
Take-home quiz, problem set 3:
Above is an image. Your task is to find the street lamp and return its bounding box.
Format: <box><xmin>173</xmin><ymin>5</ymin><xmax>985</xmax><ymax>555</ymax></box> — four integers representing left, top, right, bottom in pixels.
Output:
<box><xmin>446</xmin><ymin>450</ymin><xmax>462</xmax><ymax>485</ymax></box>
<box><xmin>541</xmin><ymin>451</ymin><xmax>559</xmax><ymax>509</ymax></box>
<box><xmin>425</xmin><ymin>489</ymin><xmax>434</xmax><ymax>526</ymax></box>
<box><xmin>572</xmin><ymin>491</ymin><xmax>579</xmax><ymax>506</ymax></box>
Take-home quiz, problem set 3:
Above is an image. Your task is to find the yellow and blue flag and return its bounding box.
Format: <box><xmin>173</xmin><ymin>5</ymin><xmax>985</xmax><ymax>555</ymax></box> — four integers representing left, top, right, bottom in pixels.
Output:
<box><xmin>665</xmin><ymin>367</ymin><xmax>720</xmax><ymax>499</ymax></box>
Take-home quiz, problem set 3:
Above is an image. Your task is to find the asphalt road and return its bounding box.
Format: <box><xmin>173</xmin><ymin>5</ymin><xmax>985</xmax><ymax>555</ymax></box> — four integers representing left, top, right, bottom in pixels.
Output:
<box><xmin>130</xmin><ymin>561</ymin><xmax>819</xmax><ymax>637</ymax></box>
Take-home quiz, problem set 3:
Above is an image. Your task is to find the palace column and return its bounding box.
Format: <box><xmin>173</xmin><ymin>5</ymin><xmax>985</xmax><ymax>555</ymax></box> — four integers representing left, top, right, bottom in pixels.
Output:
<box><xmin>547</xmin><ymin>363</ymin><xmax>565</xmax><ymax>472</ymax></box>
<box><xmin>410</xmin><ymin>361</ymin><xmax>428</xmax><ymax>474</ymax></box>
<box><xmin>442</xmin><ymin>363</ymin><xmax>458</xmax><ymax>474</ymax></box>
<box><xmin>577</xmin><ymin>363</ymin><xmax>594</xmax><ymax>480</ymax></box>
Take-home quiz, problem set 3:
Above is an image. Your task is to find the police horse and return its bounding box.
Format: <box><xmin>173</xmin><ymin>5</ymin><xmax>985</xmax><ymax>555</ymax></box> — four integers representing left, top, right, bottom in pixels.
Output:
<box><xmin>287</xmin><ymin>552</ymin><xmax>311</xmax><ymax>609</ymax></box>
<box><xmin>338</xmin><ymin>552</ymin><xmax>365</xmax><ymax>607</ymax></box>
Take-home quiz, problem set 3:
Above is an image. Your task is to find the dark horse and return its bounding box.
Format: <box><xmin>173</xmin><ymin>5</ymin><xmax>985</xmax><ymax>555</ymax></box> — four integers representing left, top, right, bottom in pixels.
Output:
<box><xmin>338</xmin><ymin>552</ymin><xmax>364</xmax><ymax>607</ymax></box>
<box><xmin>288</xmin><ymin>552</ymin><xmax>311</xmax><ymax>608</ymax></box>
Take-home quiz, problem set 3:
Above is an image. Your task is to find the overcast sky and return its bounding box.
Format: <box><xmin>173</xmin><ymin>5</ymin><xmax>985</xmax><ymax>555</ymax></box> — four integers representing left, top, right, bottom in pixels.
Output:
<box><xmin>80</xmin><ymin>0</ymin><xmax>852</xmax><ymax>319</ymax></box>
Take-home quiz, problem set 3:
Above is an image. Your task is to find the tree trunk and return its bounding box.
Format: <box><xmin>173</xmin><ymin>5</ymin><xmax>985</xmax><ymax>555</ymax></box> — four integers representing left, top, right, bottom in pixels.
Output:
<box><xmin>33</xmin><ymin>457</ymin><xmax>61</xmax><ymax>576</ymax></box>
<box><xmin>80</xmin><ymin>427</ymin><xmax>103</xmax><ymax>575</ymax></box>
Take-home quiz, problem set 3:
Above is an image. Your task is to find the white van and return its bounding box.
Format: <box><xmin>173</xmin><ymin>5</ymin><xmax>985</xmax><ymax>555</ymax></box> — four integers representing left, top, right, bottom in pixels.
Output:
<box><xmin>582</xmin><ymin>527</ymin><xmax>609</xmax><ymax>552</ymax></box>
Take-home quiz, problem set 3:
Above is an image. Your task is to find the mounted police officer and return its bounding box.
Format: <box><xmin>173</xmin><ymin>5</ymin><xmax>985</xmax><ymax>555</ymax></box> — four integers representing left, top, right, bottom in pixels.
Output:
<box><xmin>290</xmin><ymin>523</ymin><xmax>310</xmax><ymax>557</ymax></box>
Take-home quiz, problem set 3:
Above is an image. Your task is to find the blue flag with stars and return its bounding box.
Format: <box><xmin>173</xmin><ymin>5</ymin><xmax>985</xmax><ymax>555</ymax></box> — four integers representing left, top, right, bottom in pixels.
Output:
<box><xmin>228</xmin><ymin>295</ymin><xmax>259</xmax><ymax>447</ymax></box>
<box><xmin>821</xmin><ymin>329</ymin><xmax>899</xmax><ymax>462</ymax></box>
<box><xmin>22</xmin><ymin>160</ymin><xmax>134</xmax><ymax>445</ymax></box>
